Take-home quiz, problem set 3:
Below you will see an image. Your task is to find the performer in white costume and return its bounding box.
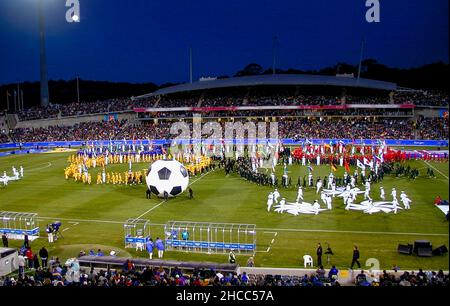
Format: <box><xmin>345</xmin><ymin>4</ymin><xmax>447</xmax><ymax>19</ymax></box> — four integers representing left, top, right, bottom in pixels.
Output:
<box><xmin>312</xmin><ymin>200</ymin><xmax>321</xmax><ymax>215</ymax></box>
<box><xmin>267</xmin><ymin>192</ymin><xmax>274</xmax><ymax>212</ymax></box>
<box><xmin>278</xmin><ymin>198</ymin><xmax>286</xmax><ymax>213</ymax></box>
<box><xmin>392</xmin><ymin>198</ymin><xmax>399</xmax><ymax>214</ymax></box>
<box><xmin>391</xmin><ymin>188</ymin><xmax>397</xmax><ymax>201</ymax></box>
<box><xmin>380</xmin><ymin>186</ymin><xmax>385</xmax><ymax>200</ymax></box>
<box><xmin>350</xmin><ymin>176</ymin><xmax>356</xmax><ymax>188</ymax></box>
<box><xmin>401</xmin><ymin>196</ymin><xmax>411</xmax><ymax>210</ymax></box>
<box><xmin>296</xmin><ymin>186</ymin><xmax>303</xmax><ymax>202</ymax></box>
<box><xmin>273</xmin><ymin>189</ymin><xmax>280</xmax><ymax>204</ymax></box>
<box><xmin>316</xmin><ymin>178</ymin><xmax>323</xmax><ymax>194</ymax></box>
<box><xmin>320</xmin><ymin>191</ymin><xmax>327</xmax><ymax>206</ymax></box>
<box><xmin>326</xmin><ymin>194</ymin><xmax>332</xmax><ymax>210</ymax></box>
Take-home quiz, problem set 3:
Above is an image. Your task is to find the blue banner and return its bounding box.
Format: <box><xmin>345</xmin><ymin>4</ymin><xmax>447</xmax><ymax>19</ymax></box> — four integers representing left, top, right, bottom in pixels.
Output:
<box><xmin>0</xmin><ymin>227</ymin><xmax>39</xmax><ymax>236</ymax></box>
<box><xmin>125</xmin><ymin>236</ymin><xmax>149</xmax><ymax>244</ymax></box>
<box><xmin>166</xmin><ymin>239</ymin><xmax>255</xmax><ymax>251</ymax></box>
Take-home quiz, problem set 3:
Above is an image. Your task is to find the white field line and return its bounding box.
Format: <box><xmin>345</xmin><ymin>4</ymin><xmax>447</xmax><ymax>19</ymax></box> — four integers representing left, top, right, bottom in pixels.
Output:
<box><xmin>62</xmin><ymin>221</ymin><xmax>79</xmax><ymax>232</ymax></box>
<box><xmin>422</xmin><ymin>160</ymin><xmax>449</xmax><ymax>180</ymax></box>
<box><xmin>133</xmin><ymin>199</ymin><xmax>166</xmax><ymax>220</ymax></box>
<box><xmin>27</xmin><ymin>162</ymin><xmax>53</xmax><ymax>172</ymax></box>
<box><xmin>188</xmin><ymin>169</ymin><xmax>215</xmax><ymax>186</ymax></box>
<box><xmin>257</xmin><ymin>227</ymin><xmax>448</xmax><ymax>236</ymax></box>
<box><xmin>37</xmin><ymin>216</ymin><xmax>449</xmax><ymax>237</ymax></box>
<box><xmin>133</xmin><ymin>169</ymin><xmax>216</xmax><ymax>220</ymax></box>
<box><xmin>256</xmin><ymin>231</ymin><xmax>278</xmax><ymax>253</ymax></box>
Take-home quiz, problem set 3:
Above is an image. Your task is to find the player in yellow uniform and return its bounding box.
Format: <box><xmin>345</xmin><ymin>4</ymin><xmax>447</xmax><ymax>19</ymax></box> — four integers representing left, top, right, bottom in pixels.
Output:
<box><xmin>87</xmin><ymin>174</ymin><xmax>92</xmax><ymax>185</ymax></box>
<box><xmin>97</xmin><ymin>172</ymin><xmax>102</xmax><ymax>184</ymax></box>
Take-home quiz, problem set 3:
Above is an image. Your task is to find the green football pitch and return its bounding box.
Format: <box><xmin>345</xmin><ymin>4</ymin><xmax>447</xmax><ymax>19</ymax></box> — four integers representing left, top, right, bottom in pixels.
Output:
<box><xmin>0</xmin><ymin>150</ymin><xmax>448</xmax><ymax>271</ymax></box>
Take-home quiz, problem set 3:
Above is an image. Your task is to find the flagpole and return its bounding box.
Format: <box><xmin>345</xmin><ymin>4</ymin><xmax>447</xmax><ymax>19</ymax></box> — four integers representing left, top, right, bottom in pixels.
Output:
<box><xmin>21</xmin><ymin>90</ymin><xmax>24</xmax><ymax>110</ymax></box>
<box><xmin>357</xmin><ymin>38</ymin><xmax>365</xmax><ymax>84</ymax></box>
<box><xmin>76</xmin><ymin>75</ymin><xmax>80</xmax><ymax>103</ymax></box>
<box><xmin>6</xmin><ymin>91</ymin><xmax>9</xmax><ymax>112</ymax></box>
<box><xmin>13</xmin><ymin>91</ymin><xmax>17</xmax><ymax>112</ymax></box>
<box><xmin>17</xmin><ymin>82</ymin><xmax>20</xmax><ymax>111</ymax></box>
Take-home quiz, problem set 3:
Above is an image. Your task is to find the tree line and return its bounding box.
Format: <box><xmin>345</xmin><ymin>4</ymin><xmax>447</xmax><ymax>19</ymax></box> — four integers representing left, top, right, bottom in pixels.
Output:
<box><xmin>0</xmin><ymin>60</ymin><xmax>448</xmax><ymax>110</ymax></box>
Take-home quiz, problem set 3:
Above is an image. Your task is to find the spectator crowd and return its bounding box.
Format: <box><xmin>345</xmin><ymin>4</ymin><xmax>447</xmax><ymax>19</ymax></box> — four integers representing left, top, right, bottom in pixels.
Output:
<box><xmin>14</xmin><ymin>91</ymin><xmax>449</xmax><ymax>122</ymax></box>
<box><xmin>4</xmin><ymin>116</ymin><xmax>449</xmax><ymax>143</ymax></box>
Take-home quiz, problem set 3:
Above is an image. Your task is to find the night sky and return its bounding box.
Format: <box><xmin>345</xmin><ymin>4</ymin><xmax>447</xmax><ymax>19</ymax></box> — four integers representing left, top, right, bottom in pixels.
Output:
<box><xmin>0</xmin><ymin>0</ymin><xmax>448</xmax><ymax>85</ymax></box>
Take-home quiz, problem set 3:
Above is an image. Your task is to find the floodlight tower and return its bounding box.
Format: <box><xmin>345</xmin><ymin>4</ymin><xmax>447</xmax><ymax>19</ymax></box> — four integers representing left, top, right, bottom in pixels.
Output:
<box><xmin>38</xmin><ymin>0</ymin><xmax>50</xmax><ymax>107</ymax></box>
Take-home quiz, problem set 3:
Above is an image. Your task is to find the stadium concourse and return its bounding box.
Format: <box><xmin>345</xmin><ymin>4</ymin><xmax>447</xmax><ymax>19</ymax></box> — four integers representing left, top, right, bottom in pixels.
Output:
<box><xmin>0</xmin><ymin>75</ymin><xmax>448</xmax><ymax>287</ymax></box>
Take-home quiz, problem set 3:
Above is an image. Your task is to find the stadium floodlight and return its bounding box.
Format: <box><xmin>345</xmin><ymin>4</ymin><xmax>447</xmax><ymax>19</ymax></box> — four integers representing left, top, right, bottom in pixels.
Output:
<box><xmin>38</xmin><ymin>0</ymin><xmax>50</xmax><ymax>107</ymax></box>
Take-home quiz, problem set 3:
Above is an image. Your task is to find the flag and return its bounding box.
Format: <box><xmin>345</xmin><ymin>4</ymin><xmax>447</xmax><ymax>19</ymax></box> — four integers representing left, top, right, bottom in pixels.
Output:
<box><xmin>363</xmin><ymin>157</ymin><xmax>374</xmax><ymax>168</ymax></box>
<box><xmin>356</xmin><ymin>159</ymin><xmax>366</xmax><ymax>170</ymax></box>
<box><xmin>374</xmin><ymin>155</ymin><xmax>382</xmax><ymax>164</ymax></box>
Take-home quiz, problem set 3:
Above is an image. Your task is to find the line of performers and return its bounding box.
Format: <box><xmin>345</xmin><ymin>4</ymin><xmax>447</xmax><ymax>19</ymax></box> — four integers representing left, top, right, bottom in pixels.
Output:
<box><xmin>65</xmin><ymin>166</ymin><xmax>146</xmax><ymax>185</ymax></box>
<box><xmin>266</xmin><ymin>178</ymin><xmax>412</xmax><ymax>215</ymax></box>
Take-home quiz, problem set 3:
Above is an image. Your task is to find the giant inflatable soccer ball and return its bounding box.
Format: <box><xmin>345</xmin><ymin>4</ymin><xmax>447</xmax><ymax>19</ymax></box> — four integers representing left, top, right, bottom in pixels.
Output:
<box><xmin>146</xmin><ymin>159</ymin><xmax>189</xmax><ymax>198</ymax></box>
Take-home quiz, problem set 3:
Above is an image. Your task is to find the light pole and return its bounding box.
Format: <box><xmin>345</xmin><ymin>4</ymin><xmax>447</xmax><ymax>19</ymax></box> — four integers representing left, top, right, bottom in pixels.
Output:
<box><xmin>76</xmin><ymin>76</ymin><xmax>80</xmax><ymax>103</ymax></box>
<box><xmin>272</xmin><ymin>36</ymin><xmax>277</xmax><ymax>75</ymax></box>
<box><xmin>38</xmin><ymin>0</ymin><xmax>50</xmax><ymax>107</ymax></box>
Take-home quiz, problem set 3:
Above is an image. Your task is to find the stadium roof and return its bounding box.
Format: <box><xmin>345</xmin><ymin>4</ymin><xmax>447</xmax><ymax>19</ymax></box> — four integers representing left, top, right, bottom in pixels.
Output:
<box><xmin>136</xmin><ymin>74</ymin><xmax>397</xmax><ymax>98</ymax></box>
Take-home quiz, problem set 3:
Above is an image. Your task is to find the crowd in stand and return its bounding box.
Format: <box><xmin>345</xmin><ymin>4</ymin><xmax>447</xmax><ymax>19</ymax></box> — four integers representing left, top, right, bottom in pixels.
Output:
<box><xmin>1</xmin><ymin>261</ymin><xmax>447</xmax><ymax>286</ymax></box>
<box><xmin>17</xmin><ymin>98</ymin><xmax>136</xmax><ymax>121</ymax></box>
<box><xmin>355</xmin><ymin>269</ymin><xmax>449</xmax><ymax>286</ymax></box>
<box><xmin>5</xmin><ymin>116</ymin><xmax>449</xmax><ymax>143</ymax></box>
<box><xmin>279</xmin><ymin>118</ymin><xmax>417</xmax><ymax>140</ymax></box>
<box><xmin>393</xmin><ymin>91</ymin><xmax>449</xmax><ymax>107</ymax></box>
<box><xmin>11</xmin><ymin>120</ymin><xmax>128</xmax><ymax>142</ymax></box>
<box><xmin>0</xmin><ymin>132</ymin><xmax>9</xmax><ymax>143</ymax></box>
<box><xmin>137</xmin><ymin>108</ymin><xmax>414</xmax><ymax>120</ymax></box>
<box><xmin>416</xmin><ymin>116</ymin><xmax>449</xmax><ymax>140</ymax></box>
<box><xmin>14</xmin><ymin>91</ymin><xmax>449</xmax><ymax>122</ymax></box>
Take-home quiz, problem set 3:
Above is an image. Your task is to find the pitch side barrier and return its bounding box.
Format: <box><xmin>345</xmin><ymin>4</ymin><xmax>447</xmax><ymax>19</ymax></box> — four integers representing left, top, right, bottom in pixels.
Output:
<box><xmin>0</xmin><ymin>139</ymin><xmax>448</xmax><ymax>150</ymax></box>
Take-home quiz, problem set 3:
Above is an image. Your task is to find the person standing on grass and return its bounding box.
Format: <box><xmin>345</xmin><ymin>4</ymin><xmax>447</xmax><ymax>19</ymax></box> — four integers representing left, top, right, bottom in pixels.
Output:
<box><xmin>351</xmin><ymin>245</ymin><xmax>361</xmax><ymax>269</ymax></box>
<box><xmin>228</xmin><ymin>250</ymin><xmax>236</xmax><ymax>264</ymax></box>
<box><xmin>18</xmin><ymin>253</ymin><xmax>25</xmax><ymax>279</ymax></box>
<box><xmin>188</xmin><ymin>188</ymin><xmax>193</xmax><ymax>199</ymax></box>
<box><xmin>23</xmin><ymin>235</ymin><xmax>29</xmax><ymax>249</ymax></box>
<box><xmin>2</xmin><ymin>233</ymin><xmax>7</xmax><ymax>247</ymax></box>
<box><xmin>246</xmin><ymin>256</ymin><xmax>254</xmax><ymax>267</ymax></box>
<box><xmin>316</xmin><ymin>243</ymin><xmax>323</xmax><ymax>267</ymax></box>
<box><xmin>25</xmin><ymin>247</ymin><xmax>34</xmax><ymax>269</ymax></box>
<box><xmin>155</xmin><ymin>237</ymin><xmax>165</xmax><ymax>259</ymax></box>
<box><xmin>146</xmin><ymin>238</ymin><xmax>154</xmax><ymax>259</ymax></box>
<box><xmin>39</xmin><ymin>246</ymin><xmax>49</xmax><ymax>267</ymax></box>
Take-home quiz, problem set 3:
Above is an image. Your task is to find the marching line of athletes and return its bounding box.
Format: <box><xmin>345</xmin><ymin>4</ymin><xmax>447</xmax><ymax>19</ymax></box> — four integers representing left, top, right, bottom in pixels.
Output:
<box><xmin>69</xmin><ymin>152</ymin><xmax>171</xmax><ymax>169</ymax></box>
<box><xmin>64</xmin><ymin>154</ymin><xmax>213</xmax><ymax>184</ymax></box>
<box><xmin>66</xmin><ymin>167</ymin><xmax>146</xmax><ymax>185</ymax></box>
<box><xmin>70</xmin><ymin>151</ymin><xmax>213</xmax><ymax>170</ymax></box>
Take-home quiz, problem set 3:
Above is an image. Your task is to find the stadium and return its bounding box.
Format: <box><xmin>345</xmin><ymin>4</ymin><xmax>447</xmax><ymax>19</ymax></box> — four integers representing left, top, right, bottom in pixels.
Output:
<box><xmin>0</xmin><ymin>0</ymin><xmax>449</xmax><ymax>290</ymax></box>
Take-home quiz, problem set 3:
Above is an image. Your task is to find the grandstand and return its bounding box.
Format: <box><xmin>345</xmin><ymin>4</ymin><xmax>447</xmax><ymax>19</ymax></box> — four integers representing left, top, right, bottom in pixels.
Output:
<box><xmin>1</xmin><ymin>74</ymin><xmax>448</xmax><ymax>144</ymax></box>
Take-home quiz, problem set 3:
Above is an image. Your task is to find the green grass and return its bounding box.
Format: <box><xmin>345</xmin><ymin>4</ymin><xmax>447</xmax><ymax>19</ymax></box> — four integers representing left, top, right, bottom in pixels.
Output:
<box><xmin>0</xmin><ymin>151</ymin><xmax>448</xmax><ymax>271</ymax></box>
